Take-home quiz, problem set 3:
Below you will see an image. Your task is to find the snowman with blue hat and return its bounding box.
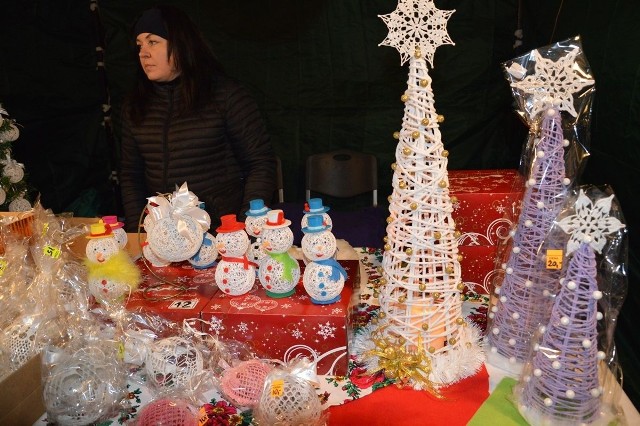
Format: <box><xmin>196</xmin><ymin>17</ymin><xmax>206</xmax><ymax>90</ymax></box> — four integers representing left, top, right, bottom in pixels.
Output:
<box><xmin>244</xmin><ymin>199</ymin><xmax>271</xmax><ymax>265</ymax></box>
<box><xmin>301</xmin><ymin>198</ymin><xmax>332</xmax><ymax>232</ymax></box>
<box><xmin>301</xmin><ymin>214</ymin><xmax>347</xmax><ymax>305</ymax></box>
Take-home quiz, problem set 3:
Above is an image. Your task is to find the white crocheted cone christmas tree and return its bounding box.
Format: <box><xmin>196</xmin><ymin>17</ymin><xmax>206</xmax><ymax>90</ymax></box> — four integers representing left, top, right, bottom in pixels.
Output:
<box><xmin>358</xmin><ymin>0</ymin><xmax>482</xmax><ymax>389</ymax></box>
<box><xmin>486</xmin><ymin>109</ymin><xmax>568</xmax><ymax>373</ymax></box>
<box><xmin>515</xmin><ymin>190</ymin><xmax>624</xmax><ymax>425</ymax></box>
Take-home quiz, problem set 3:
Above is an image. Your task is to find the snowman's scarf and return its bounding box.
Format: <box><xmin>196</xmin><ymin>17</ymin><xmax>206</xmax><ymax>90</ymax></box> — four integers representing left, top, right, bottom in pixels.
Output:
<box><xmin>266</xmin><ymin>252</ymin><xmax>298</xmax><ymax>282</ymax></box>
<box><xmin>313</xmin><ymin>258</ymin><xmax>347</xmax><ymax>282</ymax></box>
<box><xmin>221</xmin><ymin>255</ymin><xmax>257</xmax><ymax>270</ymax></box>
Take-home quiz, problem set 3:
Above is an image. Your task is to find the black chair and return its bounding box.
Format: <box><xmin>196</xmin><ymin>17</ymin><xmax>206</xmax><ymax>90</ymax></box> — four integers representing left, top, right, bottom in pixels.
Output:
<box><xmin>300</xmin><ymin>149</ymin><xmax>385</xmax><ymax>248</ymax></box>
<box><xmin>275</xmin><ymin>155</ymin><xmax>284</xmax><ymax>203</ymax></box>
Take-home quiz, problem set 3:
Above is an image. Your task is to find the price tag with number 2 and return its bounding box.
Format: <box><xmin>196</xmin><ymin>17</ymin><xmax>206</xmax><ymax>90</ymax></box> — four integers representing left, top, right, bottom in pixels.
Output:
<box><xmin>546</xmin><ymin>249</ymin><xmax>563</xmax><ymax>270</ymax></box>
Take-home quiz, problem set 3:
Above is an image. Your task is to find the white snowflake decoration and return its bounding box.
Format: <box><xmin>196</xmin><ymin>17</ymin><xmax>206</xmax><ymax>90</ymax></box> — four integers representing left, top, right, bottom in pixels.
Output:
<box><xmin>379</xmin><ymin>0</ymin><xmax>455</xmax><ymax>66</ymax></box>
<box><xmin>317</xmin><ymin>321</ymin><xmax>336</xmax><ymax>340</ymax></box>
<box><xmin>556</xmin><ymin>190</ymin><xmax>625</xmax><ymax>255</ymax></box>
<box><xmin>510</xmin><ymin>48</ymin><xmax>593</xmax><ymax>118</ymax></box>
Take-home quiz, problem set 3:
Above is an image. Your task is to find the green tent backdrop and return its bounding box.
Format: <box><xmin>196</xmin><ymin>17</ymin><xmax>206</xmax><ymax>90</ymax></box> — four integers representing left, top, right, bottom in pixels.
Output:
<box><xmin>1</xmin><ymin>0</ymin><xmax>638</xmax><ymax>408</ymax></box>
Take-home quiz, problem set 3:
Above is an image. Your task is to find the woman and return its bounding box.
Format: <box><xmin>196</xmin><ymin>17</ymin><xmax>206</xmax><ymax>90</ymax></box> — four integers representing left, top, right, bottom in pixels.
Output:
<box><xmin>119</xmin><ymin>5</ymin><xmax>276</xmax><ymax>232</ymax></box>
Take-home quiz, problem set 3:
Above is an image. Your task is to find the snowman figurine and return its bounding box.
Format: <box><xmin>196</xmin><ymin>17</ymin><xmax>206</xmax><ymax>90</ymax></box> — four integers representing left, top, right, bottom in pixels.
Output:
<box><xmin>301</xmin><ymin>198</ymin><xmax>332</xmax><ymax>231</ymax></box>
<box><xmin>301</xmin><ymin>215</ymin><xmax>347</xmax><ymax>305</ymax></box>
<box><xmin>258</xmin><ymin>209</ymin><xmax>300</xmax><ymax>298</ymax></box>
<box><xmin>101</xmin><ymin>215</ymin><xmax>128</xmax><ymax>249</ymax></box>
<box><xmin>214</xmin><ymin>215</ymin><xmax>256</xmax><ymax>295</ymax></box>
<box><xmin>244</xmin><ymin>199</ymin><xmax>271</xmax><ymax>265</ymax></box>
<box><xmin>84</xmin><ymin>220</ymin><xmax>141</xmax><ymax>305</ymax></box>
<box><xmin>189</xmin><ymin>232</ymin><xmax>218</xmax><ymax>269</ymax></box>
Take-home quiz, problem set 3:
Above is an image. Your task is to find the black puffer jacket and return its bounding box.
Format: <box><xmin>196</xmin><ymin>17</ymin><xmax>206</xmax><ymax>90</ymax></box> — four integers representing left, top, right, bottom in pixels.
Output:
<box><xmin>119</xmin><ymin>75</ymin><xmax>276</xmax><ymax>232</ymax></box>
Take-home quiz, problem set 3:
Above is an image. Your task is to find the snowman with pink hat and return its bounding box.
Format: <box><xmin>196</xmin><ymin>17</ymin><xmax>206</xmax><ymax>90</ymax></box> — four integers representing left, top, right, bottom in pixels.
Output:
<box><xmin>214</xmin><ymin>214</ymin><xmax>257</xmax><ymax>296</ymax></box>
<box><xmin>244</xmin><ymin>199</ymin><xmax>271</xmax><ymax>265</ymax></box>
<box><xmin>102</xmin><ymin>215</ymin><xmax>127</xmax><ymax>249</ymax></box>
<box><xmin>258</xmin><ymin>209</ymin><xmax>300</xmax><ymax>298</ymax></box>
<box><xmin>301</xmin><ymin>214</ymin><xmax>346</xmax><ymax>305</ymax></box>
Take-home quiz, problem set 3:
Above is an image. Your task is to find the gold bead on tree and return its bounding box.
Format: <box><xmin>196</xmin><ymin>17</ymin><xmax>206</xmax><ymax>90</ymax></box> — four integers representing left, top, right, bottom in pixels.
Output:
<box><xmin>421</xmin><ymin>323</ymin><xmax>429</xmax><ymax>331</ymax></box>
<box><xmin>456</xmin><ymin>318</ymin><xmax>464</xmax><ymax>325</ymax></box>
<box><xmin>438</xmin><ymin>180</ymin><xmax>447</xmax><ymax>188</ymax></box>
<box><xmin>419</xmin><ymin>283</ymin><xmax>426</xmax><ymax>291</ymax></box>
<box><xmin>401</xmin><ymin>93</ymin><xmax>409</xmax><ymax>103</ymax></box>
<box><xmin>402</xmin><ymin>147</ymin><xmax>412</xmax><ymax>155</ymax></box>
<box><xmin>386</xmin><ymin>216</ymin><xmax>393</xmax><ymax>224</ymax></box>
<box><xmin>457</xmin><ymin>282</ymin><xmax>465</xmax><ymax>291</ymax></box>
<box><xmin>414</xmin><ymin>48</ymin><xmax>422</xmax><ymax>58</ymax></box>
<box><xmin>411</xmin><ymin>130</ymin><xmax>420</xmax><ymax>139</ymax></box>
<box><xmin>391</xmin><ymin>162</ymin><xmax>397</xmax><ymax>170</ymax></box>
<box><xmin>409</xmin><ymin>202</ymin><xmax>417</xmax><ymax>210</ymax></box>
<box><xmin>393</xmin><ymin>131</ymin><xmax>400</xmax><ymax>140</ymax></box>
<box><xmin>457</xmin><ymin>254</ymin><xmax>463</xmax><ymax>262</ymax></box>
<box><xmin>405</xmin><ymin>247</ymin><xmax>413</xmax><ymax>256</ymax></box>
<box><xmin>437</xmin><ymin>114</ymin><xmax>445</xmax><ymax>123</ymax></box>
<box><xmin>384</xmin><ymin>243</ymin><xmax>391</xmax><ymax>251</ymax></box>
<box><xmin>398</xmin><ymin>295</ymin><xmax>406</xmax><ymax>303</ymax></box>
<box><xmin>421</xmin><ymin>118</ymin><xmax>430</xmax><ymax>126</ymax></box>
<box><xmin>441</xmin><ymin>150</ymin><xmax>449</xmax><ymax>157</ymax></box>
<box><xmin>454</xmin><ymin>229</ymin><xmax>461</xmax><ymax>238</ymax></box>
<box><xmin>448</xmin><ymin>337</ymin><xmax>457</xmax><ymax>345</ymax></box>
<box><xmin>451</xmin><ymin>196</ymin><xmax>458</xmax><ymax>204</ymax></box>
<box><xmin>428</xmin><ymin>346</ymin><xmax>436</xmax><ymax>354</ymax></box>
<box><xmin>398</xmin><ymin>180</ymin><xmax>407</xmax><ymax>189</ymax></box>
<box><xmin>445</xmin><ymin>265</ymin><xmax>454</xmax><ymax>274</ymax></box>
<box><xmin>433</xmin><ymin>231</ymin><xmax>442</xmax><ymax>240</ymax></box>
<box><xmin>420</xmin><ymin>79</ymin><xmax>429</xmax><ymax>87</ymax></box>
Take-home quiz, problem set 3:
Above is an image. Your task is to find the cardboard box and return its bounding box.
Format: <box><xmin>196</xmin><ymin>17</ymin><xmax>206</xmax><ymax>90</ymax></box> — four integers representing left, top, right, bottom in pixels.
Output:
<box><xmin>201</xmin><ymin>260</ymin><xmax>360</xmax><ymax>376</ymax></box>
<box><xmin>125</xmin><ymin>259</ymin><xmax>217</xmax><ymax>327</ymax></box>
<box><xmin>449</xmin><ymin>169</ymin><xmax>524</xmax><ymax>294</ymax></box>
<box><xmin>0</xmin><ymin>353</ymin><xmax>45</xmax><ymax>426</ymax></box>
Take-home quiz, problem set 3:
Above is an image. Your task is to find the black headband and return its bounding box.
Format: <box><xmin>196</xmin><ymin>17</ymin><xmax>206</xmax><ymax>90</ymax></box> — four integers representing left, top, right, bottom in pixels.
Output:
<box><xmin>134</xmin><ymin>8</ymin><xmax>168</xmax><ymax>39</ymax></box>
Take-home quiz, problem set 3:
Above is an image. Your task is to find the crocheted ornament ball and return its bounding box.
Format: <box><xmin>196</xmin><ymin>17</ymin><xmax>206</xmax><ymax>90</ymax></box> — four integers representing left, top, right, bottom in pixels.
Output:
<box><xmin>220</xmin><ymin>360</ymin><xmax>273</xmax><ymax>408</ymax></box>
<box><xmin>147</xmin><ymin>215</ymin><xmax>203</xmax><ymax>262</ymax></box>
<box><xmin>137</xmin><ymin>398</ymin><xmax>198</xmax><ymax>426</ymax></box>
<box><xmin>145</xmin><ymin>337</ymin><xmax>204</xmax><ymax>389</ymax></box>
<box><xmin>256</xmin><ymin>374</ymin><xmax>322</xmax><ymax>425</ymax></box>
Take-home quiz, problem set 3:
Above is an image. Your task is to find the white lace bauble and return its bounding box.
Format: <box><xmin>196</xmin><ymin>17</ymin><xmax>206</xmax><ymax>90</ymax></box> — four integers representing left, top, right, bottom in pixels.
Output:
<box><xmin>147</xmin><ymin>215</ymin><xmax>203</xmax><ymax>262</ymax></box>
<box><xmin>145</xmin><ymin>337</ymin><xmax>204</xmax><ymax>389</ymax></box>
<box><xmin>143</xmin><ymin>244</ymin><xmax>171</xmax><ymax>267</ymax></box>
<box><xmin>2</xmin><ymin>163</ymin><xmax>24</xmax><ymax>183</ymax></box>
<box><xmin>256</xmin><ymin>373</ymin><xmax>323</xmax><ymax>426</ymax></box>
<box><xmin>215</xmin><ymin>260</ymin><xmax>256</xmax><ymax>296</ymax></box>
<box><xmin>1</xmin><ymin>123</ymin><xmax>20</xmax><ymax>142</ymax></box>
<box><xmin>8</xmin><ymin>196</ymin><xmax>31</xmax><ymax>212</ymax></box>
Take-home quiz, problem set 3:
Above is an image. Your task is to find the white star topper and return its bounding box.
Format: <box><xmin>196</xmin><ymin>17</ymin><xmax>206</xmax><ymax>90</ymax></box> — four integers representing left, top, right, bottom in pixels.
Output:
<box><xmin>510</xmin><ymin>47</ymin><xmax>593</xmax><ymax>118</ymax></box>
<box><xmin>557</xmin><ymin>190</ymin><xmax>625</xmax><ymax>255</ymax></box>
<box><xmin>379</xmin><ymin>0</ymin><xmax>455</xmax><ymax>67</ymax></box>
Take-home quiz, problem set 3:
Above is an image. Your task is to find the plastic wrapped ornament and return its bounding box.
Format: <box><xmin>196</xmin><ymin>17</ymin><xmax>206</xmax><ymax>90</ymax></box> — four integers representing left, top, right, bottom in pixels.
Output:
<box><xmin>2</xmin><ymin>157</ymin><xmax>25</xmax><ymax>183</ymax></box>
<box><xmin>214</xmin><ymin>215</ymin><xmax>256</xmax><ymax>295</ymax></box>
<box><xmin>188</xmin><ymin>232</ymin><xmax>218</xmax><ymax>269</ymax></box>
<box><xmin>43</xmin><ymin>347</ymin><xmax>126</xmax><ymax>426</ymax></box>
<box><xmin>258</xmin><ymin>209</ymin><xmax>300</xmax><ymax>298</ymax></box>
<box><xmin>147</xmin><ymin>214</ymin><xmax>203</xmax><ymax>263</ymax></box>
<box><xmin>244</xmin><ymin>199</ymin><xmax>271</xmax><ymax>264</ymax></box>
<box><xmin>220</xmin><ymin>359</ymin><xmax>273</xmax><ymax>408</ymax></box>
<box><xmin>0</xmin><ymin>123</ymin><xmax>20</xmax><ymax>142</ymax></box>
<box><xmin>301</xmin><ymin>198</ymin><xmax>332</xmax><ymax>231</ymax></box>
<box><xmin>145</xmin><ymin>336</ymin><xmax>204</xmax><ymax>389</ymax></box>
<box><xmin>301</xmin><ymin>215</ymin><xmax>346</xmax><ymax>304</ymax></box>
<box><xmin>101</xmin><ymin>215</ymin><xmax>128</xmax><ymax>249</ymax></box>
<box><xmin>255</xmin><ymin>367</ymin><xmax>323</xmax><ymax>426</ymax></box>
<box><xmin>84</xmin><ymin>221</ymin><xmax>141</xmax><ymax>305</ymax></box>
<box><xmin>0</xmin><ymin>314</ymin><xmax>64</xmax><ymax>372</ymax></box>
<box><xmin>136</xmin><ymin>398</ymin><xmax>198</xmax><ymax>426</ymax></box>
<box><xmin>8</xmin><ymin>195</ymin><xmax>31</xmax><ymax>212</ymax></box>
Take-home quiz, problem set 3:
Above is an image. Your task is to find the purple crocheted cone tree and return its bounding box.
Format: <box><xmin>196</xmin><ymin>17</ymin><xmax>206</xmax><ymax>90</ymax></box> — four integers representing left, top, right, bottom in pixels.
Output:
<box><xmin>486</xmin><ymin>108</ymin><xmax>569</xmax><ymax>373</ymax></box>
<box><xmin>357</xmin><ymin>0</ymin><xmax>482</xmax><ymax>390</ymax></box>
<box><xmin>516</xmin><ymin>191</ymin><xmax>625</xmax><ymax>425</ymax></box>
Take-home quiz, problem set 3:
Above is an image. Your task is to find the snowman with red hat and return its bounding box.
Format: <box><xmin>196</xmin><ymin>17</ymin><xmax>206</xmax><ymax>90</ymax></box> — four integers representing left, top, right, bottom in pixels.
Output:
<box><xmin>301</xmin><ymin>214</ymin><xmax>346</xmax><ymax>305</ymax></box>
<box><xmin>258</xmin><ymin>209</ymin><xmax>300</xmax><ymax>298</ymax></box>
<box><xmin>214</xmin><ymin>214</ymin><xmax>257</xmax><ymax>296</ymax></box>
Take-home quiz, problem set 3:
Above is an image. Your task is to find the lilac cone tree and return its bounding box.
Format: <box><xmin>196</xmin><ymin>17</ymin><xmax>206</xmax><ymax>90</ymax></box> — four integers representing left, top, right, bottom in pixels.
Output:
<box><xmin>487</xmin><ymin>45</ymin><xmax>594</xmax><ymax>374</ymax></box>
<box><xmin>516</xmin><ymin>190</ymin><xmax>625</xmax><ymax>425</ymax></box>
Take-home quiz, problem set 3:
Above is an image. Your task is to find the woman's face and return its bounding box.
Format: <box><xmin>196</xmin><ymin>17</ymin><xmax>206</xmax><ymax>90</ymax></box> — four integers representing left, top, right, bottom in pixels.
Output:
<box><xmin>136</xmin><ymin>33</ymin><xmax>180</xmax><ymax>82</ymax></box>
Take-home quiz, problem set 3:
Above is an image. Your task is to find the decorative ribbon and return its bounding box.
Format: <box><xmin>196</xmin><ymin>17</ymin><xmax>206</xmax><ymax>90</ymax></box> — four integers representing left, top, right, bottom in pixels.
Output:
<box><xmin>146</xmin><ymin>182</ymin><xmax>211</xmax><ymax>233</ymax></box>
<box><xmin>313</xmin><ymin>258</ymin><xmax>347</xmax><ymax>282</ymax></box>
<box><xmin>221</xmin><ymin>255</ymin><xmax>257</xmax><ymax>270</ymax></box>
<box><xmin>267</xmin><ymin>252</ymin><xmax>299</xmax><ymax>282</ymax></box>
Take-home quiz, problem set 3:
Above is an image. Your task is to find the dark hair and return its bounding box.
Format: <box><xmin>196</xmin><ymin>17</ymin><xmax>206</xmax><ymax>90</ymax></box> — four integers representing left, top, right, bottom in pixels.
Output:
<box><xmin>128</xmin><ymin>4</ymin><xmax>225</xmax><ymax>123</ymax></box>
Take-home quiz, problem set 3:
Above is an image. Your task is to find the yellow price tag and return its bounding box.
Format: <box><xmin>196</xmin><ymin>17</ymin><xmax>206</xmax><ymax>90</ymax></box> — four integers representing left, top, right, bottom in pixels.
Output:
<box><xmin>270</xmin><ymin>379</ymin><xmax>285</xmax><ymax>397</ymax></box>
<box><xmin>43</xmin><ymin>245</ymin><xmax>62</xmax><ymax>259</ymax></box>
<box><xmin>117</xmin><ymin>341</ymin><xmax>125</xmax><ymax>361</ymax></box>
<box><xmin>546</xmin><ymin>249</ymin><xmax>563</xmax><ymax>270</ymax></box>
<box><xmin>0</xmin><ymin>259</ymin><xmax>7</xmax><ymax>276</ymax></box>
<box><xmin>42</xmin><ymin>222</ymin><xmax>50</xmax><ymax>237</ymax></box>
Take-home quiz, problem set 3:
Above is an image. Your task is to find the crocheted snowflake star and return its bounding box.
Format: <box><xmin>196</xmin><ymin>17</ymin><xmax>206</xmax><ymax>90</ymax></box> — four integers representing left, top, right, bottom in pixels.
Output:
<box><xmin>557</xmin><ymin>190</ymin><xmax>625</xmax><ymax>255</ymax></box>
<box><xmin>511</xmin><ymin>47</ymin><xmax>593</xmax><ymax>118</ymax></box>
<box><xmin>378</xmin><ymin>0</ymin><xmax>455</xmax><ymax>67</ymax></box>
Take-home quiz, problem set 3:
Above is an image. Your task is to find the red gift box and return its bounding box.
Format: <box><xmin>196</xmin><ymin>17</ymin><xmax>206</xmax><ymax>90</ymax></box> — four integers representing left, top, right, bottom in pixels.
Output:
<box><xmin>201</xmin><ymin>260</ymin><xmax>360</xmax><ymax>376</ymax></box>
<box><xmin>449</xmin><ymin>169</ymin><xmax>524</xmax><ymax>295</ymax></box>
<box><xmin>125</xmin><ymin>259</ymin><xmax>218</xmax><ymax>327</ymax></box>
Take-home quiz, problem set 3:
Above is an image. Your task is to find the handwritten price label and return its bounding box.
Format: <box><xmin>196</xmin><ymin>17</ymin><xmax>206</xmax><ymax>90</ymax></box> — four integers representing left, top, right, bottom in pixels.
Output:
<box><xmin>270</xmin><ymin>379</ymin><xmax>285</xmax><ymax>397</ymax></box>
<box><xmin>0</xmin><ymin>259</ymin><xmax>7</xmax><ymax>276</ymax></box>
<box><xmin>168</xmin><ymin>299</ymin><xmax>198</xmax><ymax>310</ymax></box>
<box><xmin>546</xmin><ymin>249</ymin><xmax>563</xmax><ymax>270</ymax></box>
<box><xmin>43</xmin><ymin>245</ymin><xmax>61</xmax><ymax>259</ymax></box>
<box><xmin>117</xmin><ymin>341</ymin><xmax>125</xmax><ymax>361</ymax></box>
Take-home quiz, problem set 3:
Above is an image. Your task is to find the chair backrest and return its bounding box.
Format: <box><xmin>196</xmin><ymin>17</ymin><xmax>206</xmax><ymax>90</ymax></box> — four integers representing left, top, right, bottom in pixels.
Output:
<box><xmin>275</xmin><ymin>155</ymin><xmax>284</xmax><ymax>203</ymax></box>
<box><xmin>305</xmin><ymin>149</ymin><xmax>377</xmax><ymax>206</ymax></box>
